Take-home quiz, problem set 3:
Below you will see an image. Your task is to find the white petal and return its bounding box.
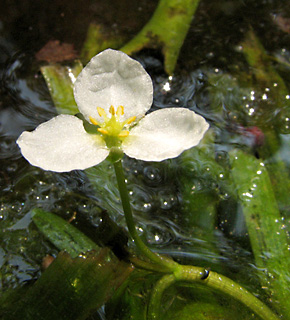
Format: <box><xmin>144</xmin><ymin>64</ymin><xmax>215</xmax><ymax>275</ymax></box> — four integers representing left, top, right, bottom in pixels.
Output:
<box><xmin>74</xmin><ymin>49</ymin><xmax>153</xmax><ymax>122</ymax></box>
<box><xmin>16</xmin><ymin>115</ymin><xmax>109</xmax><ymax>172</ymax></box>
<box><xmin>122</xmin><ymin>108</ymin><xmax>209</xmax><ymax>161</ymax></box>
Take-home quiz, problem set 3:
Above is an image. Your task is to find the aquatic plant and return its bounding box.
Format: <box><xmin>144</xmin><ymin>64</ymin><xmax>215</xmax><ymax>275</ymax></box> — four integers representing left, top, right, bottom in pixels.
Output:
<box><xmin>16</xmin><ymin>49</ymin><xmax>279</xmax><ymax>320</ymax></box>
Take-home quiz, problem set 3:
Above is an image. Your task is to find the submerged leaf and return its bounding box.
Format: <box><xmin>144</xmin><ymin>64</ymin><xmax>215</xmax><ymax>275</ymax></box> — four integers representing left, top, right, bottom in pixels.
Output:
<box><xmin>1</xmin><ymin>250</ymin><xmax>133</xmax><ymax>320</ymax></box>
<box><xmin>41</xmin><ymin>61</ymin><xmax>83</xmax><ymax>115</ymax></box>
<box><xmin>31</xmin><ymin>208</ymin><xmax>100</xmax><ymax>257</ymax></box>
<box><xmin>121</xmin><ymin>0</ymin><xmax>201</xmax><ymax>74</ymax></box>
<box><xmin>81</xmin><ymin>24</ymin><xmax>124</xmax><ymax>63</ymax></box>
<box><xmin>230</xmin><ymin>149</ymin><xmax>290</xmax><ymax>318</ymax></box>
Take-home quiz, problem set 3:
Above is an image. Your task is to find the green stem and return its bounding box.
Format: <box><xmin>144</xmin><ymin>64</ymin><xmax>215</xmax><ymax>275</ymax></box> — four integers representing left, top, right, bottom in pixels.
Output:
<box><xmin>113</xmin><ymin>160</ymin><xmax>177</xmax><ymax>271</ymax></box>
<box><xmin>114</xmin><ymin>160</ymin><xmax>279</xmax><ymax>320</ymax></box>
<box><xmin>129</xmin><ymin>256</ymin><xmax>172</xmax><ymax>274</ymax></box>
<box><xmin>148</xmin><ymin>265</ymin><xmax>279</xmax><ymax>320</ymax></box>
<box><xmin>147</xmin><ymin>274</ymin><xmax>176</xmax><ymax>320</ymax></box>
<box><xmin>180</xmin><ymin>265</ymin><xmax>279</xmax><ymax>320</ymax></box>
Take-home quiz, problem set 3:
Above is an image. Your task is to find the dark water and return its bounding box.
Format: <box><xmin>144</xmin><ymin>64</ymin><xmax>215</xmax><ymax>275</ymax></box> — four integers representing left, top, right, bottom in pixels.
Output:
<box><xmin>1</xmin><ymin>0</ymin><xmax>290</xmax><ymax>318</ymax></box>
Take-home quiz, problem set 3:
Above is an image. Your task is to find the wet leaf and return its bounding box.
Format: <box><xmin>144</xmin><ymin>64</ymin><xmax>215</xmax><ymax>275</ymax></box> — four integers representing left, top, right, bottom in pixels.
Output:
<box><xmin>81</xmin><ymin>24</ymin><xmax>124</xmax><ymax>63</ymax></box>
<box><xmin>230</xmin><ymin>149</ymin><xmax>290</xmax><ymax>318</ymax></box>
<box><xmin>178</xmin><ymin>130</ymin><xmax>227</xmax><ymax>237</ymax></box>
<box><xmin>1</xmin><ymin>250</ymin><xmax>133</xmax><ymax>320</ymax></box>
<box><xmin>241</xmin><ymin>29</ymin><xmax>290</xmax><ymax>132</ymax></box>
<box><xmin>106</xmin><ymin>270</ymin><xmax>159</xmax><ymax>320</ymax></box>
<box><xmin>31</xmin><ymin>208</ymin><xmax>100</xmax><ymax>258</ymax></box>
<box><xmin>162</xmin><ymin>286</ymin><xmax>259</xmax><ymax>320</ymax></box>
<box><xmin>121</xmin><ymin>0</ymin><xmax>201</xmax><ymax>74</ymax></box>
<box><xmin>167</xmin><ymin>302</ymin><xmax>248</xmax><ymax>320</ymax></box>
<box><xmin>241</xmin><ymin>29</ymin><xmax>290</xmax><ymax>211</ymax></box>
<box><xmin>178</xmin><ymin>146</ymin><xmax>219</xmax><ymax>234</ymax></box>
<box><xmin>41</xmin><ymin>60</ymin><xmax>83</xmax><ymax>115</ymax></box>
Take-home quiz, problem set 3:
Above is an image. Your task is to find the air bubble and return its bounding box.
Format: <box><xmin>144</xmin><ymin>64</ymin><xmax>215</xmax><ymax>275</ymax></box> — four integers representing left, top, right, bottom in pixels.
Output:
<box><xmin>143</xmin><ymin>166</ymin><xmax>162</xmax><ymax>186</ymax></box>
<box><xmin>158</xmin><ymin>190</ymin><xmax>177</xmax><ymax>210</ymax></box>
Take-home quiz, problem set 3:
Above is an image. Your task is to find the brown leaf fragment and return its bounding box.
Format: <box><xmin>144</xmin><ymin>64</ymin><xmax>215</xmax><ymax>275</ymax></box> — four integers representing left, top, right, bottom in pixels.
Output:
<box><xmin>273</xmin><ymin>14</ymin><xmax>290</xmax><ymax>34</ymax></box>
<box><xmin>36</xmin><ymin>40</ymin><xmax>78</xmax><ymax>63</ymax></box>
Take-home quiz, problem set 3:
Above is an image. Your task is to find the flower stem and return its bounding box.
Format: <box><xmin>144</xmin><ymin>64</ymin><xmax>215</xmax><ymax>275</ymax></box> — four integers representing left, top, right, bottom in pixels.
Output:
<box><xmin>113</xmin><ymin>160</ymin><xmax>177</xmax><ymax>271</ymax></box>
<box><xmin>178</xmin><ymin>265</ymin><xmax>279</xmax><ymax>320</ymax></box>
<box><xmin>114</xmin><ymin>160</ymin><xmax>279</xmax><ymax>320</ymax></box>
<box><xmin>201</xmin><ymin>271</ymin><xmax>279</xmax><ymax>320</ymax></box>
<box><xmin>129</xmin><ymin>256</ymin><xmax>173</xmax><ymax>273</ymax></box>
<box><xmin>147</xmin><ymin>274</ymin><xmax>176</xmax><ymax>320</ymax></box>
<box><xmin>148</xmin><ymin>265</ymin><xmax>279</xmax><ymax>320</ymax></box>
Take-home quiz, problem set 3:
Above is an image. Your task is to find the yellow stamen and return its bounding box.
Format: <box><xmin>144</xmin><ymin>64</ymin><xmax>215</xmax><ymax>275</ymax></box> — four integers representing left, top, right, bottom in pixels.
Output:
<box><xmin>125</xmin><ymin>116</ymin><xmax>136</xmax><ymax>125</ymax></box>
<box><xmin>109</xmin><ymin>105</ymin><xmax>115</xmax><ymax>115</ymax></box>
<box><xmin>97</xmin><ymin>107</ymin><xmax>107</xmax><ymax>118</ymax></box>
<box><xmin>89</xmin><ymin>105</ymin><xmax>135</xmax><ymax>145</ymax></box>
<box><xmin>118</xmin><ymin>130</ymin><xmax>129</xmax><ymax>138</ymax></box>
<box><xmin>98</xmin><ymin>128</ymin><xmax>109</xmax><ymax>135</ymax></box>
<box><xmin>116</xmin><ymin>105</ymin><xmax>124</xmax><ymax>116</ymax></box>
<box><xmin>89</xmin><ymin>116</ymin><xmax>100</xmax><ymax>126</ymax></box>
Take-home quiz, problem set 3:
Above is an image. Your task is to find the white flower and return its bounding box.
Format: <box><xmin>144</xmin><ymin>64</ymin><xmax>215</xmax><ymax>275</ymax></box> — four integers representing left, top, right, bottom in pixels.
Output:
<box><xmin>17</xmin><ymin>49</ymin><xmax>209</xmax><ymax>172</ymax></box>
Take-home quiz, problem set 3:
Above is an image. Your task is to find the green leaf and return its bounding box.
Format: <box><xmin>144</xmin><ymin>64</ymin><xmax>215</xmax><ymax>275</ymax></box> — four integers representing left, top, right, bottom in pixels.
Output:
<box><xmin>121</xmin><ymin>0</ymin><xmax>201</xmax><ymax>74</ymax></box>
<box><xmin>258</xmin><ymin>130</ymin><xmax>290</xmax><ymax>211</ymax></box>
<box><xmin>241</xmin><ymin>29</ymin><xmax>290</xmax><ymax>132</ymax></box>
<box><xmin>162</xmin><ymin>284</ymin><xmax>260</xmax><ymax>320</ymax></box>
<box><xmin>230</xmin><ymin>149</ymin><xmax>290</xmax><ymax>318</ymax></box>
<box><xmin>41</xmin><ymin>60</ymin><xmax>83</xmax><ymax>115</ymax></box>
<box><xmin>241</xmin><ymin>29</ymin><xmax>285</xmax><ymax>87</ymax></box>
<box><xmin>235</xmin><ymin>29</ymin><xmax>290</xmax><ymax>210</ymax></box>
<box><xmin>179</xmin><ymin>146</ymin><xmax>219</xmax><ymax>231</ymax></box>
<box><xmin>168</xmin><ymin>302</ymin><xmax>248</xmax><ymax>320</ymax></box>
<box><xmin>106</xmin><ymin>270</ymin><xmax>159</xmax><ymax>320</ymax></box>
<box><xmin>178</xmin><ymin>130</ymin><xmax>229</xmax><ymax>243</ymax></box>
<box><xmin>1</xmin><ymin>250</ymin><xmax>133</xmax><ymax>320</ymax></box>
<box><xmin>81</xmin><ymin>23</ymin><xmax>124</xmax><ymax>63</ymax></box>
<box><xmin>31</xmin><ymin>208</ymin><xmax>100</xmax><ymax>258</ymax></box>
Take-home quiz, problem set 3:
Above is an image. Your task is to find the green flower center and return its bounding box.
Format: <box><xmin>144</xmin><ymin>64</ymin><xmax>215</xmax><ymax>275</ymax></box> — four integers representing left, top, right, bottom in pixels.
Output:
<box><xmin>89</xmin><ymin>105</ymin><xmax>136</xmax><ymax>148</ymax></box>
